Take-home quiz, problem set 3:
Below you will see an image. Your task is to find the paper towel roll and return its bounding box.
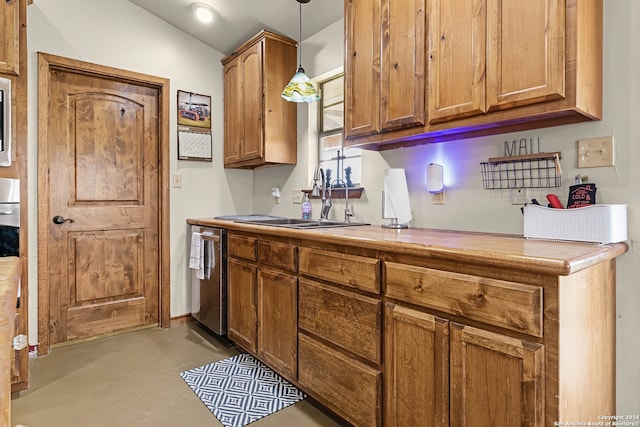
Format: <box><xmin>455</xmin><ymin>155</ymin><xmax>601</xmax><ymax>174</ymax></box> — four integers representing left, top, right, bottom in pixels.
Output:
<box><xmin>383</xmin><ymin>168</ymin><xmax>412</xmax><ymax>225</ymax></box>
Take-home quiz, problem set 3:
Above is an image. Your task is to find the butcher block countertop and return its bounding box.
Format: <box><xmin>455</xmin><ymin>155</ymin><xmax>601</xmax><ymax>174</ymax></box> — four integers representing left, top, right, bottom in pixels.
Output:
<box><xmin>0</xmin><ymin>257</ymin><xmax>20</xmax><ymax>426</ymax></box>
<box><xmin>187</xmin><ymin>219</ymin><xmax>628</xmax><ymax>276</ymax></box>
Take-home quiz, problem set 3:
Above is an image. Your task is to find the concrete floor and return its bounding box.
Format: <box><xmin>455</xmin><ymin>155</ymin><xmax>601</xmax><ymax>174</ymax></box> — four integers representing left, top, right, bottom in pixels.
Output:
<box><xmin>11</xmin><ymin>323</ymin><xmax>342</xmax><ymax>427</ymax></box>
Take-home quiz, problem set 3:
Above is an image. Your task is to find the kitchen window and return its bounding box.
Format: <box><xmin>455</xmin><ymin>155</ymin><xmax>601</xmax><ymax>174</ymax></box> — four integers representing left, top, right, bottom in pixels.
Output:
<box><xmin>317</xmin><ymin>73</ymin><xmax>361</xmax><ymax>187</ymax></box>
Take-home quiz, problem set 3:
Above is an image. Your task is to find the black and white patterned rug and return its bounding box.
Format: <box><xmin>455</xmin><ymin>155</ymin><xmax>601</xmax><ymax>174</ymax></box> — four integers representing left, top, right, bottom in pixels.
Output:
<box><xmin>180</xmin><ymin>353</ymin><xmax>306</xmax><ymax>427</ymax></box>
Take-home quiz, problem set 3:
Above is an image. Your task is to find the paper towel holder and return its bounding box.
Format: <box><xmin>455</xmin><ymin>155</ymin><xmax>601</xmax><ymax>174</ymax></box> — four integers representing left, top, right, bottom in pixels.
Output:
<box><xmin>381</xmin><ymin>191</ymin><xmax>409</xmax><ymax>229</ymax></box>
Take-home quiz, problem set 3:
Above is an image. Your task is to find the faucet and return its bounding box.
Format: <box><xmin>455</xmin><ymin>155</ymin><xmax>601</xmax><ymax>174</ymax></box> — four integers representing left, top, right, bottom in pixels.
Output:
<box><xmin>313</xmin><ymin>166</ymin><xmax>332</xmax><ymax>220</ymax></box>
<box><xmin>327</xmin><ymin>178</ymin><xmax>354</xmax><ymax>223</ymax></box>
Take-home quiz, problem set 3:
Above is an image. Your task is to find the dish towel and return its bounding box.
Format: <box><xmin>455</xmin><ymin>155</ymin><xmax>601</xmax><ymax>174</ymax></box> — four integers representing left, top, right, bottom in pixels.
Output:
<box><xmin>189</xmin><ymin>231</ymin><xmax>205</xmax><ymax>279</ymax></box>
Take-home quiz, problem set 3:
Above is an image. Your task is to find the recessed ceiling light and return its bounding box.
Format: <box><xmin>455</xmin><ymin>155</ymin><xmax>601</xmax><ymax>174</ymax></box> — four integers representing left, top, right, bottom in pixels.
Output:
<box><xmin>192</xmin><ymin>2</ymin><xmax>215</xmax><ymax>24</ymax></box>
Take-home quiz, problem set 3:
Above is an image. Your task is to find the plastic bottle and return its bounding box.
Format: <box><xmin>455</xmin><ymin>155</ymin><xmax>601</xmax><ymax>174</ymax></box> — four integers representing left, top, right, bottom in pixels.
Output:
<box><xmin>301</xmin><ymin>193</ymin><xmax>312</xmax><ymax>219</ymax></box>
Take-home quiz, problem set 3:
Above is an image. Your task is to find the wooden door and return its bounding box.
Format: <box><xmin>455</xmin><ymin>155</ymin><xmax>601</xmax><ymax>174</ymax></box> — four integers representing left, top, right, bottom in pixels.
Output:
<box><xmin>44</xmin><ymin>66</ymin><xmax>161</xmax><ymax>346</ymax></box>
<box><xmin>486</xmin><ymin>0</ymin><xmax>565</xmax><ymax>111</ymax></box>
<box><xmin>240</xmin><ymin>41</ymin><xmax>263</xmax><ymax>161</ymax></box>
<box><xmin>227</xmin><ymin>257</ymin><xmax>257</xmax><ymax>354</ymax></box>
<box><xmin>381</xmin><ymin>0</ymin><xmax>426</xmax><ymax>131</ymax></box>
<box><xmin>223</xmin><ymin>58</ymin><xmax>242</xmax><ymax>165</ymax></box>
<box><xmin>428</xmin><ymin>0</ymin><xmax>486</xmax><ymax>124</ymax></box>
<box><xmin>450</xmin><ymin>323</ymin><xmax>545</xmax><ymax>427</ymax></box>
<box><xmin>345</xmin><ymin>0</ymin><xmax>381</xmax><ymax>138</ymax></box>
<box><xmin>384</xmin><ymin>303</ymin><xmax>449</xmax><ymax>427</ymax></box>
<box><xmin>0</xmin><ymin>0</ymin><xmax>20</xmax><ymax>75</ymax></box>
<box><xmin>257</xmin><ymin>267</ymin><xmax>297</xmax><ymax>381</ymax></box>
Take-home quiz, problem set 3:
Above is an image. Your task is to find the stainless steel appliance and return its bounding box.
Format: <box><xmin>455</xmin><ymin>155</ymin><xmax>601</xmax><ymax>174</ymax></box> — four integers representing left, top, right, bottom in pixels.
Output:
<box><xmin>190</xmin><ymin>225</ymin><xmax>226</xmax><ymax>335</ymax></box>
<box><xmin>0</xmin><ymin>178</ymin><xmax>19</xmax><ymax>257</ymax></box>
<box><xmin>0</xmin><ymin>178</ymin><xmax>19</xmax><ymax>310</ymax></box>
<box><xmin>0</xmin><ymin>77</ymin><xmax>12</xmax><ymax>167</ymax></box>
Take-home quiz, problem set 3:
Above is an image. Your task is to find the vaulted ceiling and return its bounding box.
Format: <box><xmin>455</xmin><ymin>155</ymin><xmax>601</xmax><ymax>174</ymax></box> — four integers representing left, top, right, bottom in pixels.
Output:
<box><xmin>128</xmin><ymin>0</ymin><xmax>344</xmax><ymax>55</ymax></box>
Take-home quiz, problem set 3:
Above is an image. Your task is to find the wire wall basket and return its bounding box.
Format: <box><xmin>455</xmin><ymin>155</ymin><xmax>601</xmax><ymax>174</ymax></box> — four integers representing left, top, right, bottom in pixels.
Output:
<box><xmin>480</xmin><ymin>152</ymin><xmax>562</xmax><ymax>189</ymax></box>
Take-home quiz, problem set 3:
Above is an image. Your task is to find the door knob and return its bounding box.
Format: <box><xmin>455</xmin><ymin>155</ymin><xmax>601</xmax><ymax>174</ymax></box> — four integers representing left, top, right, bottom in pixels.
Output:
<box><xmin>52</xmin><ymin>215</ymin><xmax>75</xmax><ymax>224</ymax></box>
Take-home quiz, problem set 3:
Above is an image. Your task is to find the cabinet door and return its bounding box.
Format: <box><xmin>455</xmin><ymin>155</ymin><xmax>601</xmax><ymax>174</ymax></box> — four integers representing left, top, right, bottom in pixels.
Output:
<box><xmin>240</xmin><ymin>41</ymin><xmax>264</xmax><ymax>161</ymax></box>
<box><xmin>428</xmin><ymin>0</ymin><xmax>486</xmax><ymax>124</ymax></box>
<box><xmin>381</xmin><ymin>0</ymin><xmax>426</xmax><ymax>131</ymax></box>
<box><xmin>227</xmin><ymin>258</ymin><xmax>257</xmax><ymax>354</ymax></box>
<box><xmin>450</xmin><ymin>323</ymin><xmax>544</xmax><ymax>427</ymax></box>
<box><xmin>0</xmin><ymin>0</ymin><xmax>19</xmax><ymax>75</ymax></box>
<box><xmin>223</xmin><ymin>59</ymin><xmax>242</xmax><ymax>165</ymax></box>
<box><xmin>345</xmin><ymin>0</ymin><xmax>380</xmax><ymax>138</ymax></box>
<box><xmin>384</xmin><ymin>303</ymin><xmax>449</xmax><ymax>427</ymax></box>
<box><xmin>486</xmin><ymin>0</ymin><xmax>564</xmax><ymax>111</ymax></box>
<box><xmin>257</xmin><ymin>268</ymin><xmax>297</xmax><ymax>381</ymax></box>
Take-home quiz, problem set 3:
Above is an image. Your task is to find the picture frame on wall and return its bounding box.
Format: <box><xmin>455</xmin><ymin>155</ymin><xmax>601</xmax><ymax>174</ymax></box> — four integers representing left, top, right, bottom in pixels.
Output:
<box><xmin>177</xmin><ymin>90</ymin><xmax>213</xmax><ymax>161</ymax></box>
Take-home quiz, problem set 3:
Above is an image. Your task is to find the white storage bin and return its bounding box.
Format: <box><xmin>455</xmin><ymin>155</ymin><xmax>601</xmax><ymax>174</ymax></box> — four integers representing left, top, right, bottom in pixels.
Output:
<box><xmin>523</xmin><ymin>204</ymin><xmax>627</xmax><ymax>244</ymax></box>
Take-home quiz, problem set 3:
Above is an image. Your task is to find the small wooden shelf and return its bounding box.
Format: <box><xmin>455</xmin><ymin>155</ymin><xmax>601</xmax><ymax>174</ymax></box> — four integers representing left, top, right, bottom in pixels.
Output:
<box><xmin>301</xmin><ymin>187</ymin><xmax>364</xmax><ymax>200</ymax></box>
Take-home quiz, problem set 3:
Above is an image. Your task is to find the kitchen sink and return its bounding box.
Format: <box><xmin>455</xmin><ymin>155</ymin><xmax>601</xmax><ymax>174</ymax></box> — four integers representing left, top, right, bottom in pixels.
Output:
<box><xmin>234</xmin><ymin>218</ymin><xmax>370</xmax><ymax>229</ymax></box>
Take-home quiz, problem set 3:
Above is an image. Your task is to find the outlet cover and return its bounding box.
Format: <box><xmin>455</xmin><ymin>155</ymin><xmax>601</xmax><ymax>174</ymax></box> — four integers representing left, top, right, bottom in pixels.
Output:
<box><xmin>578</xmin><ymin>136</ymin><xmax>614</xmax><ymax>168</ymax></box>
<box><xmin>292</xmin><ymin>190</ymin><xmax>303</xmax><ymax>204</ymax></box>
<box><xmin>432</xmin><ymin>190</ymin><xmax>445</xmax><ymax>205</ymax></box>
<box><xmin>510</xmin><ymin>188</ymin><xmax>528</xmax><ymax>205</ymax></box>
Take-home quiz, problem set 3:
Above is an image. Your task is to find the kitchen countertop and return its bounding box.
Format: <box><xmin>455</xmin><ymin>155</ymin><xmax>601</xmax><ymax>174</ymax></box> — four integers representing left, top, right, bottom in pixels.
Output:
<box><xmin>187</xmin><ymin>218</ymin><xmax>628</xmax><ymax>276</ymax></box>
<box><xmin>0</xmin><ymin>257</ymin><xmax>20</xmax><ymax>425</ymax></box>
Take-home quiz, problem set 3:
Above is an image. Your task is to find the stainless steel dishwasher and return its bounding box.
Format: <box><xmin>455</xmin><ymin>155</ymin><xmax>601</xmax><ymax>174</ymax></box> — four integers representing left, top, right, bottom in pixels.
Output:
<box><xmin>190</xmin><ymin>225</ymin><xmax>226</xmax><ymax>335</ymax></box>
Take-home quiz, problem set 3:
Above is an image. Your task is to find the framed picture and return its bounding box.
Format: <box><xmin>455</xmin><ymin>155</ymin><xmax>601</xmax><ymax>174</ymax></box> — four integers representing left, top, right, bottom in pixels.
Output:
<box><xmin>177</xmin><ymin>90</ymin><xmax>211</xmax><ymax>129</ymax></box>
<box><xmin>177</xmin><ymin>90</ymin><xmax>212</xmax><ymax>161</ymax></box>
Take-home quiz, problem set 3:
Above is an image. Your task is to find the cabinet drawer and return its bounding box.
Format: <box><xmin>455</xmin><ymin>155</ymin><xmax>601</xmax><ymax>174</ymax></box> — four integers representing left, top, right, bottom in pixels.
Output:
<box><xmin>258</xmin><ymin>240</ymin><xmax>296</xmax><ymax>272</ymax></box>
<box><xmin>228</xmin><ymin>234</ymin><xmax>257</xmax><ymax>261</ymax></box>
<box><xmin>385</xmin><ymin>262</ymin><xmax>543</xmax><ymax>337</ymax></box>
<box><xmin>298</xmin><ymin>333</ymin><xmax>382</xmax><ymax>427</ymax></box>
<box><xmin>299</xmin><ymin>247</ymin><xmax>380</xmax><ymax>294</ymax></box>
<box><xmin>299</xmin><ymin>278</ymin><xmax>381</xmax><ymax>364</ymax></box>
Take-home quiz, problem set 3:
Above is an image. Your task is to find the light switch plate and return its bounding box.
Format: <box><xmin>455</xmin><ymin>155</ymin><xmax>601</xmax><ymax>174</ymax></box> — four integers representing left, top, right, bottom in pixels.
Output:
<box><xmin>577</xmin><ymin>136</ymin><xmax>614</xmax><ymax>168</ymax></box>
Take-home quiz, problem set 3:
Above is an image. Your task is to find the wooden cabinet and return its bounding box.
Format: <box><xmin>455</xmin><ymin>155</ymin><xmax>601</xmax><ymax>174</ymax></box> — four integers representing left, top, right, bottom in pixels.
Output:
<box><xmin>0</xmin><ymin>0</ymin><xmax>20</xmax><ymax>75</ymax></box>
<box><xmin>449</xmin><ymin>322</ymin><xmax>544</xmax><ymax>427</ymax></box>
<box><xmin>384</xmin><ymin>302</ymin><xmax>545</xmax><ymax>427</ymax></box>
<box><xmin>297</xmin><ymin>245</ymin><xmax>383</xmax><ymax>426</ymax></box>
<box><xmin>428</xmin><ymin>0</ymin><xmax>564</xmax><ymax>123</ymax></box>
<box><xmin>227</xmin><ymin>257</ymin><xmax>258</xmax><ymax>354</ymax></box>
<box><xmin>344</xmin><ymin>0</ymin><xmax>426</xmax><ymax>139</ymax></box>
<box><xmin>221</xmin><ymin>30</ymin><xmax>297</xmax><ymax>168</ymax></box>
<box><xmin>226</xmin><ymin>232</ymin><xmax>297</xmax><ymax>380</ymax></box>
<box><xmin>345</xmin><ymin>0</ymin><xmax>603</xmax><ymax>150</ymax></box>
<box><xmin>298</xmin><ymin>333</ymin><xmax>382</xmax><ymax>427</ymax></box>
<box><xmin>384</xmin><ymin>303</ymin><xmax>449</xmax><ymax>427</ymax></box>
<box><xmin>202</xmin><ymin>222</ymin><xmax>620</xmax><ymax>427</ymax></box>
<box><xmin>256</xmin><ymin>240</ymin><xmax>297</xmax><ymax>382</ymax></box>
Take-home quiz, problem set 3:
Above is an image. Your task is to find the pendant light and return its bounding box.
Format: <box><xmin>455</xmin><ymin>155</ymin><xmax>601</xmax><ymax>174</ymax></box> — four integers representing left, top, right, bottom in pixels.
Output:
<box><xmin>281</xmin><ymin>0</ymin><xmax>321</xmax><ymax>103</ymax></box>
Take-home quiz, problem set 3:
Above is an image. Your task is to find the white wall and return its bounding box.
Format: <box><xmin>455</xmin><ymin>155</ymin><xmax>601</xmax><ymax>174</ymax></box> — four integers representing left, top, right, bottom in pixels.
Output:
<box><xmin>254</xmin><ymin>4</ymin><xmax>640</xmax><ymax>415</ymax></box>
<box><xmin>25</xmin><ymin>0</ymin><xmax>639</xmax><ymax>414</ymax></box>
<box><xmin>26</xmin><ymin>0</ymin><xmax>252</xmax><ymax>340</ymax></box>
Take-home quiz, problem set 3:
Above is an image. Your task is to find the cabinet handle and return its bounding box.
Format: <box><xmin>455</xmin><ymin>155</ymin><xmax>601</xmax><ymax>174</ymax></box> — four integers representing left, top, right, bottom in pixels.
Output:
<box><xmin>414</xmin><ymin>285</ymin><xmax>423</xmax><ymax>292</ymax></box>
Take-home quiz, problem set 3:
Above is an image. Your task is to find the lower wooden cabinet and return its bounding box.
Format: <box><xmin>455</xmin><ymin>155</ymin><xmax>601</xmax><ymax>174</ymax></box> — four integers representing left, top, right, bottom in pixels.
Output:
<box><xmin>384</xmin><ymin>303</ymin><xmax>449</xmax><ymax>427</ymax></box>
<box><xmin>298</xmin><ymin>333</ymin><xmax>382</xmax><ymax>427</ymax></box>
<box><xmin>257</xmin><ymin>267</ymin><xmax>297</xmax><ymax>382</ymax></box>
<box><xmin>227</xmin><ymin>257</ymin><xmax>257</xmax><ymax>354</ymax></box>
<box><xmin>385</xmin><ymin>302</ymin><xmax>545</xmax><ymax>427</ymax></box>
<box><xmin>227</xmin><ymin>232</ymin><xmax>298</xmax><ymax>381</ymax></box>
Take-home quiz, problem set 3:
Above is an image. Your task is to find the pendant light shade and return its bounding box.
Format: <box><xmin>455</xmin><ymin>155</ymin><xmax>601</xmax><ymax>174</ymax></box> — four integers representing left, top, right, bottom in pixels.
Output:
<box><xmin>282</xmin><ymin>0</ymin><xmax>320</xmax><ymax>103</ymax></box>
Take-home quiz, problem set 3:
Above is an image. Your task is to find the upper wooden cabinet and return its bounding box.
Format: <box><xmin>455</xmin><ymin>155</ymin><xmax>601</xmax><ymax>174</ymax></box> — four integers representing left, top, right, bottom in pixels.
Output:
<box><xmin>429</xmin><ymin>0</ymin><xmax>564</xmax><ymax>123</ymax></box>
<box><xmin>344</xmin><ymin>0</ymin><xmax>427</xmax><ymax>139</ymax></box>
<box><xmin>0</xmin><ymin>0</ymin><xmax>20</xmax><ymax>75</ymax></box>
<box><xmin>221</xmin><ymin>30</ymin><xmax>297</xmax><ymax>168</ymax></box>
<box><xmin>345</xmin><ymin>0</ymin><xmax>603</xmax><ymax>150</ymax></box>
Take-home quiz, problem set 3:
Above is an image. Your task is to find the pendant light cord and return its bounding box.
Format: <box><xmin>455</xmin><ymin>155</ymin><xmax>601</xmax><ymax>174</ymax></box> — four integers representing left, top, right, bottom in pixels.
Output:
<box><xmin>298</xmin><ymin>1</ymin><xmax>302</xmax><ymax>68</ymax></box>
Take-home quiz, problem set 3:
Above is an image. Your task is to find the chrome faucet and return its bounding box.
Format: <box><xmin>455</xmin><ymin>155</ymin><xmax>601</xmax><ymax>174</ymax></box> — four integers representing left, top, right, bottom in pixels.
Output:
<box><xmin>327</xmin><ymin>178</ymin><xmax>354</xmax><ymax>223</ymax></box>
<box><xmin>313</xmin><ymin>166</ymin><xmax>332</xmax><ymax>220</ymax></box>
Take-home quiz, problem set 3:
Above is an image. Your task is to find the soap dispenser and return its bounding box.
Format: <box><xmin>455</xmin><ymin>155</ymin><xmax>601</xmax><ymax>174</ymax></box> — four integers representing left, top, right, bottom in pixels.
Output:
<box><xmin>301</xmin><ymin>193</ymin><xmax>312</xmax><ymax>219</ymax></box>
